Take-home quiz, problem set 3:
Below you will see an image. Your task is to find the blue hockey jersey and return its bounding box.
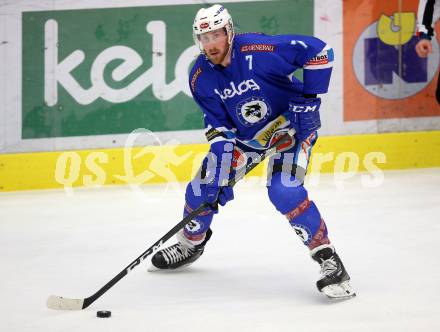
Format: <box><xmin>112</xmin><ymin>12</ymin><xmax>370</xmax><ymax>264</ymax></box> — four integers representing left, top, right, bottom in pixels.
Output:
<box><xmin>189</xmin><ymin>33</ymin><xmax>333</xmax><ymax>149</ymax></box>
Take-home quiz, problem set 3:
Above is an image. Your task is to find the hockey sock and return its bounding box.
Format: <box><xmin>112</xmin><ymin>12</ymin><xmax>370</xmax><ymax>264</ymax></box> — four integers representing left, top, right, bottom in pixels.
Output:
<box><xmin>284</xmin><ymin>197</ymin><xmax>331</xmax><ymax>250</ymax></box>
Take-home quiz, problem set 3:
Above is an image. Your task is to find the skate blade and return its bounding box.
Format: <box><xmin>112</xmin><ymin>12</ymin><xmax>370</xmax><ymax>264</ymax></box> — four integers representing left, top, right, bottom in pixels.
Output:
<box><xmin>321</xmin><ymin>280</ymin><xmax>356</xmax><ymax>299</ymax></box>
<box><xmin>147</xmin><ymin>262</ymin><xmax>194</xmax><ymax>272</ymax></box>
<box><xmin>147</xmin><ymin>264</ymin><xmax>160</xmax><ymax>272</ymax></box>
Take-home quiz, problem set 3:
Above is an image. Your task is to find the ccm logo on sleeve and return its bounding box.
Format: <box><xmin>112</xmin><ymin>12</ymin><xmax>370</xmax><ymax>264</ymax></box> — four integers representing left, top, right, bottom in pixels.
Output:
<box><xmin>290</xmin><ymin>105</ymin><xmax>318</xmax><ymax>112</ymax></box>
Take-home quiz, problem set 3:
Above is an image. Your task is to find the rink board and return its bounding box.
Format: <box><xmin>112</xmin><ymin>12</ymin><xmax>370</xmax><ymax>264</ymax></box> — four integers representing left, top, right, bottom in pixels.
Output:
<box><xmin>1</xmin><ymin>131</ymin><xmax>440</xmax><ymax>192</ymax></box>
<box><xmin>1</xmin><ymin>0</ymin><xmax>440</xmax><ymax>155</ymax></box>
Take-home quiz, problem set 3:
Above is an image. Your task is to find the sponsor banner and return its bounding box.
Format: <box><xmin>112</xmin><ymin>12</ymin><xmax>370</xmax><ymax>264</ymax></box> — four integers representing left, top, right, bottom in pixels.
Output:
<box><xmin>343</xmin><ymin>0</ymin><xmax>440</xmax><ymax>121</ymax></box>
<box><xmin>2</xmin><ymin>131</ymin><xmax>440</xmax><ymax>192</ymax></box>
<box><xmin>22</xmin><ymin>1</ymin><xmax>313</xmax><ymax>139</ymax></box>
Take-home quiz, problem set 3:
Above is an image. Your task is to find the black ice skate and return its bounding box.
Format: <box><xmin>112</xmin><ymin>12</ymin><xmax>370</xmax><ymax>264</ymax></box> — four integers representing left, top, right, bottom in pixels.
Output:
<box><xmin>311</xmin><ymin>244</ymin><xmax>356</xmax><ymax>299</ymax></box>
<box><xmin>149</xmin><ymin>229</ymin><xmax>212</xmax><ymax>271</ymax></box>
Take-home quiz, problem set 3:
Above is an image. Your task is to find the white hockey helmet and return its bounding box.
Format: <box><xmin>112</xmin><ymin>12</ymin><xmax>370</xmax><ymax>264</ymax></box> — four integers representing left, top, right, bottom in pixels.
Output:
<box><xmin>192</xmin><ymin>4</ymin><xmax>234</xmax><ymax>52</ymax></box>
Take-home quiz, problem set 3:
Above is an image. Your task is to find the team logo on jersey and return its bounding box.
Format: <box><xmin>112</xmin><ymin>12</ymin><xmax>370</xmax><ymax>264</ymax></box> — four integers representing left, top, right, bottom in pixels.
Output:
<box><xmin>236</xmin><ymin>97</ymin><xmax>270</xmax><ymax>126</ymax></box>
<box><xmin>185</xmin><ymin>220</ymin><xmax>204</xmax><ymax>234</ymax></box>
<box><xmin>214</xmin><ymin>79</ymin><xmax>260</xmax><ymax>101</ymax></box>
<box><xmin>291</xmin><ymin>225</ymin><xmax>311</xmax><ymax>243</ymax></box>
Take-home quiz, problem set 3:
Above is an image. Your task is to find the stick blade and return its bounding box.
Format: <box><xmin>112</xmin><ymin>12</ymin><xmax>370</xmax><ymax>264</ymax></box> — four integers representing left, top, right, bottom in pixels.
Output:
<box><xmin>47</xmin><ymin>295</ymin><xmax>85</xmax><ymax>310</ymax></box>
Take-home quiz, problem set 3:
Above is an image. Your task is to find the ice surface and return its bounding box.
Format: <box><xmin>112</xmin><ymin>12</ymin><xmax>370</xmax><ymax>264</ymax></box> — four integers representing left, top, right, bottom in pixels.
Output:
<box><xmin>1</xmin><ymin>168</ymin><xmax>439</xmax><ymax>332</ymax></box>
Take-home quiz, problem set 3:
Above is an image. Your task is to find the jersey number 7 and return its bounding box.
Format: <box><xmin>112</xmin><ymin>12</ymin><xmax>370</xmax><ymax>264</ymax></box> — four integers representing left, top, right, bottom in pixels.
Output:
<box><xmin>245</xmin><ymin>55</ymin><xmax>253</xmax><ymax>70</ymax></box>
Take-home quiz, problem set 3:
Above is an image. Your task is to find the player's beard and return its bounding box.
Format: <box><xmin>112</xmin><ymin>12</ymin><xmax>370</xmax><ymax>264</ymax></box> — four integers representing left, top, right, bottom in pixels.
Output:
<box><xmin>206</xmin><ymin>44</ymin><xmax>230</xmax><ymax>65</ymax></box>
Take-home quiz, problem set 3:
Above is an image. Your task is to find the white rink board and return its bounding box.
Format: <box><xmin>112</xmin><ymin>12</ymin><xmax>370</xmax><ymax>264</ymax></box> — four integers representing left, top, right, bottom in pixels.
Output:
<box><xmin>1</xmin><ymin>168</ymin><xmax>439</xmax><ymax>332</ymax></box>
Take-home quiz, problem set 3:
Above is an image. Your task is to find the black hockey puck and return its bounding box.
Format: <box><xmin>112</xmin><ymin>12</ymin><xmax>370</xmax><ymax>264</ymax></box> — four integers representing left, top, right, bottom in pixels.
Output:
<box><xmin>96</xmin><ymin>310</ymin><xmax>111</xmax><ymax>318</ymax></box>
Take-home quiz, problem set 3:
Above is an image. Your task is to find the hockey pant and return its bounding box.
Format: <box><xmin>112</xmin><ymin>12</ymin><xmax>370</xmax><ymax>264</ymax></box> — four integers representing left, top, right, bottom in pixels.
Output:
<box><xmin>182</xmin><ymin>132</ymin><xmax>330</xmax><ymax>249</ymax></box>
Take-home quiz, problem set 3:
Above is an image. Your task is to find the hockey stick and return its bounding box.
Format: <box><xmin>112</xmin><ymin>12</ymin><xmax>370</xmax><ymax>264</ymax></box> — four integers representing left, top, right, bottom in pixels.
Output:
<box><xmin>47</xmin><ymin>129</ymin><xmax>295</xmax><ymax>310</ymax></box>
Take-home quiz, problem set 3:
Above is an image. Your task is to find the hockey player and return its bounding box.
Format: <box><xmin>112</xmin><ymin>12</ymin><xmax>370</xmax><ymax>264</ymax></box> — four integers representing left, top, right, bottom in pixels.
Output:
<box><xmin>150</xmin><ymin>4</ymin><xmax>355</xmax><ymax>299</ymax></box>
<box><xmin>416</xmin><ymin>0</ymin><xmax>440</xmax><ymax>103</ymax></box>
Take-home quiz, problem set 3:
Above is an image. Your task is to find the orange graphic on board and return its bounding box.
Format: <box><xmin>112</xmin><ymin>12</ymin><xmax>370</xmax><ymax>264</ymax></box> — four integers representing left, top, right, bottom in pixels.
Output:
<box><xmin>343</xmin><ymin>0</ymin><xmax>440</xmax><ymax>121</ymax></box>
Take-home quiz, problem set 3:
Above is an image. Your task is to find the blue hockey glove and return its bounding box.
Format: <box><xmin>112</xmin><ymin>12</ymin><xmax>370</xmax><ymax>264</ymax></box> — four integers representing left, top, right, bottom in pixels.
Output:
<box><xmin>206</xmin><ymin>185</ymin><xmax>234</xmax><ymax>206</ymax></box>
<box><xmin>204</xmin><ymin>141</ymin><xmax>235</xmax><ymax>209</ymax></box>
<box><xmin>288</xmin><ymin>97</ymin><xmax>321</xmax><ymax>141</ymax></box>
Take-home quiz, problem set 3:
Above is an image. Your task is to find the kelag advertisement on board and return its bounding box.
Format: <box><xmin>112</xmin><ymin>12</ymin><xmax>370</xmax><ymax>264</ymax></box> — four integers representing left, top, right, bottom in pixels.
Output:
<box><xmin>21</xmin><ymin>1</ymin><xmax>312</xmax><ymax>138</ymax></box>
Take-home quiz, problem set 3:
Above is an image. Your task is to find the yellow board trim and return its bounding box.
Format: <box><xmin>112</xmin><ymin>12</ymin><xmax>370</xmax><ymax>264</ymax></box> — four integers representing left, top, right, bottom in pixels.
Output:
<box><xmin>1</xmin><ymin>131</ymin><xmax>440</xmax><ymax>192</ymax></box>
